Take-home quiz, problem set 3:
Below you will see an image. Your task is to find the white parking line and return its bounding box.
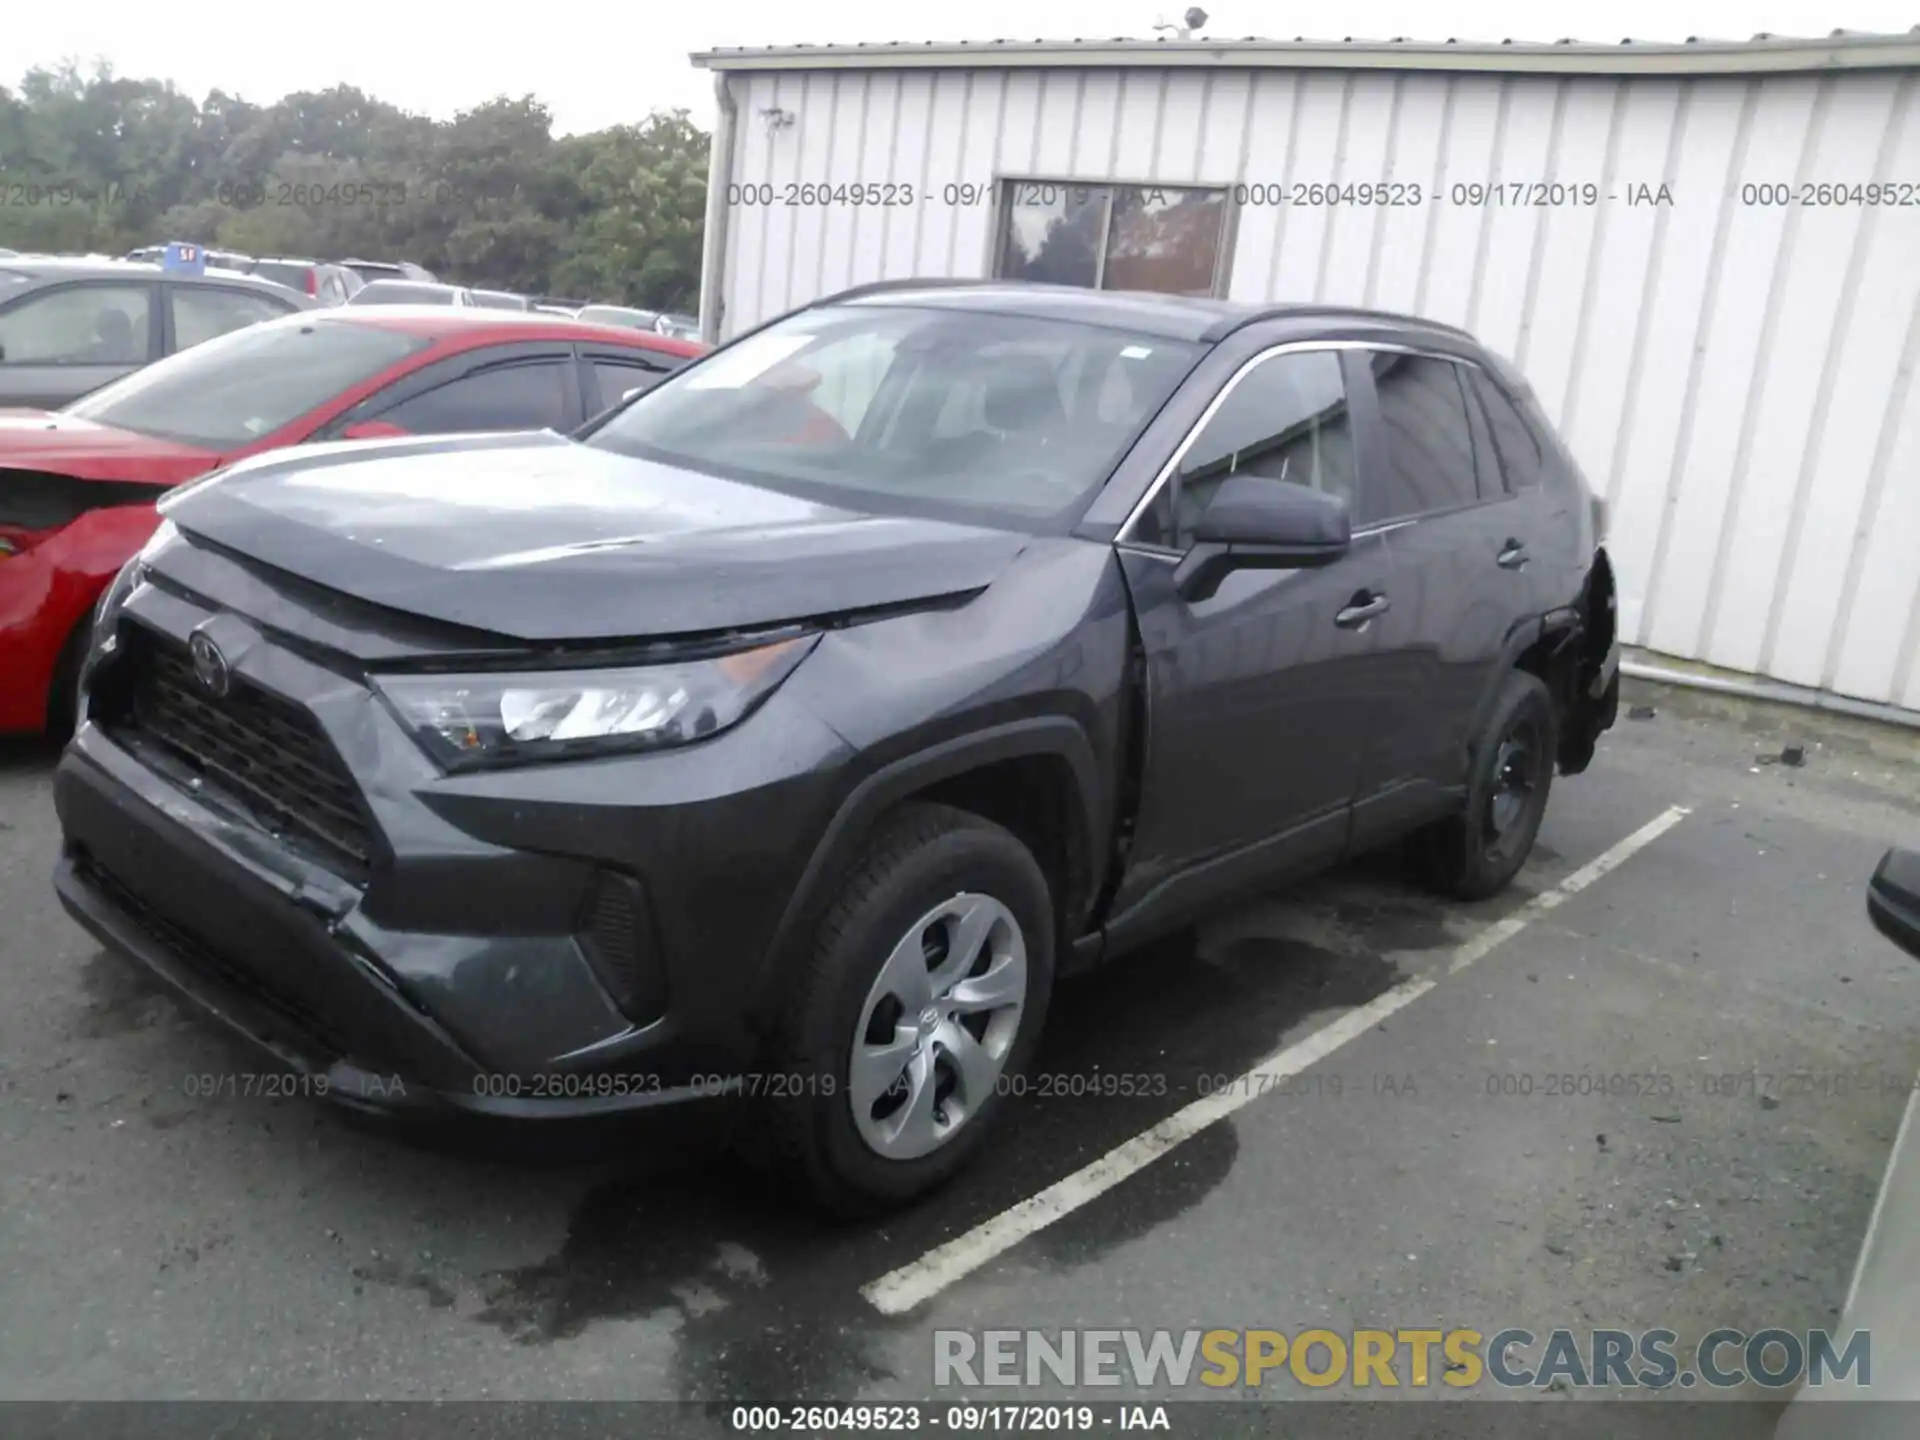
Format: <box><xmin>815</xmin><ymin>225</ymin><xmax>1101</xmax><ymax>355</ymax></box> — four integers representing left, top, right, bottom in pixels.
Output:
<box><xmin>861</xmin><ymin>804</ymin><xmax>1692</xmax><ymax>1316</ymax></box>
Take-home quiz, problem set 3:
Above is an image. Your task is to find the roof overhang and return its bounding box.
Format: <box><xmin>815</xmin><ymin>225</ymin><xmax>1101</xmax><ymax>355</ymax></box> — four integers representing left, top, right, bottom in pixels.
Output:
<box><xmin>693</xmin><ymin>30</ymin><xmax>1920</xmax><ymax>78</ymax></box>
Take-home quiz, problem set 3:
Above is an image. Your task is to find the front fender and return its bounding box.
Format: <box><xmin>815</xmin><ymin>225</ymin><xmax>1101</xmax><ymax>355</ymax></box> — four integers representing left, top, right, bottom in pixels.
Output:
<box><xmin>743</xmin><ymin>716</ymin><xmax>1105</xmax><ymax>1024</ymax></box>
<box><xmin>0</xmin><ymin>504</ymin><xmax>161</xmax><ymax>733</ymax></box>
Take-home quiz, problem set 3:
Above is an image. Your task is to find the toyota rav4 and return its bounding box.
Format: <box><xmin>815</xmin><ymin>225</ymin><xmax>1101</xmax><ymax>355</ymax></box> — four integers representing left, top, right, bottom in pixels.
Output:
<box><xmin>53</xmin><ymin>281</ymin><xmax>1619</xmax><ymax>1212</ymax></box>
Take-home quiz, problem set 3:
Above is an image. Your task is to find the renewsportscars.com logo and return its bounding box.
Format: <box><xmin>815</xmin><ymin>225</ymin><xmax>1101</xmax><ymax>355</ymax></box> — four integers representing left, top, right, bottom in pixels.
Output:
<box><xmin>933</xmin><ymin>1327</ymin><xmax>1870</xmax><ymax>1391</ymax></box>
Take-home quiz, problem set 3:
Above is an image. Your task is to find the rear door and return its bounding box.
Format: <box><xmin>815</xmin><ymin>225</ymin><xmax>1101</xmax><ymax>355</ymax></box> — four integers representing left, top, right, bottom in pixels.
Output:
<box><xmin>1107</xmin><ymin>344</ymin><xmax>1391</xmax><ymax>940</ymax></box>
<box><xmin>1344</xmin><ymin>347</ymin><xmax>1539</xmax><ymax>844</ymax></box>
<box><xmin>0</xmin><ymin>280</ymin><xmax>159</xmax><ymax>408</ymax></box>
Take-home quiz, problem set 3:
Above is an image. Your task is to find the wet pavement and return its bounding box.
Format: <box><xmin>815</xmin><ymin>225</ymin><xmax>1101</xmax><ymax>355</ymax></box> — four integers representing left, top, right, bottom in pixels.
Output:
<box><xmin>2</xmin><ymin>691</ymin><xmax>1917</xmax><ymax>1409</ymax></box>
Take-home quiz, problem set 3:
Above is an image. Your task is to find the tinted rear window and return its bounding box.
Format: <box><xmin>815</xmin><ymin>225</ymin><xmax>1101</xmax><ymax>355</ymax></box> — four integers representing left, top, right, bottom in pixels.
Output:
<box><xmin>65</xmin><ymin>317</ymin><xmax>428</xmax><ymax>447</ymax></box>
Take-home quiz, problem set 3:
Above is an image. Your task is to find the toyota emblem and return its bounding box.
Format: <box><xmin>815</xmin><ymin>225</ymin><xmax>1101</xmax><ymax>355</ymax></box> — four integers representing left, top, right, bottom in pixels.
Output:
<box><xmin>188</xmin><ymin>632</ymin><xmax>231</xmax><ymax>697</ymax></box>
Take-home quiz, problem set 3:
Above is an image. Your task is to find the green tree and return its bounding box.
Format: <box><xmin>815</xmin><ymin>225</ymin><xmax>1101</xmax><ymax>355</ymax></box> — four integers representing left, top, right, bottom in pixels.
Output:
<box><xmin>0</xmin><ymin>63</ymin><xmax>709</xmax><ymax>311</ymax></box>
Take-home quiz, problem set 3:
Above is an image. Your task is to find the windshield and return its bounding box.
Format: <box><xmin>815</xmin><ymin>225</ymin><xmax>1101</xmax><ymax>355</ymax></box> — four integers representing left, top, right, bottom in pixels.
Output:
<box><xmin>65</xmin><ymin>316</ymin><xmax>429</xmax><ymax>448</ymax></box>
<box><xmin>586</xmin><ymin>305</ymin><xmax>1204</xmax><ymax>528</ymax></box>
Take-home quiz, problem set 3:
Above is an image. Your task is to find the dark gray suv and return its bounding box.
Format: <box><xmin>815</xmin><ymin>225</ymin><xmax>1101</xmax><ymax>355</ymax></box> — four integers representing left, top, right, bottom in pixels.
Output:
<box><xmin>0</xmin><ymin>257</ymin><xmax>313</xmax><ymax>409</ymax></box>
<box><xmin>53</xmin><ymin>281</ymin><xmax>1619</xmax><ymax>1213</ymax></box>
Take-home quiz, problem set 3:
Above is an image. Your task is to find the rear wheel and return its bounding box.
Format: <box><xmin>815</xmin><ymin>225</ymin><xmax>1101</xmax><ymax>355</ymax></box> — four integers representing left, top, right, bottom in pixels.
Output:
<box><xmin>1412</xmin><ymin>669</ymin><xmax>1557</xmax><ymax>901</ymax></box>
<box><xmin>754</xmin><ymin>803</ymin><xmax>1054</xmax><ymax>1215</ymax></box>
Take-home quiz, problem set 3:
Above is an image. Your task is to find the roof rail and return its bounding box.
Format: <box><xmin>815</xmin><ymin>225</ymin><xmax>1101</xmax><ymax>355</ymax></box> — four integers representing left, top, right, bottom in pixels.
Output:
<box><xmin>1197</xmin><ymin>302</ymin><xmax>1480</xmax><ymax>343</ymax></box>
<box><xmin>811</xmin><ymin>276</ymin><xmax>993</xmax><ymax>306</ymax></box>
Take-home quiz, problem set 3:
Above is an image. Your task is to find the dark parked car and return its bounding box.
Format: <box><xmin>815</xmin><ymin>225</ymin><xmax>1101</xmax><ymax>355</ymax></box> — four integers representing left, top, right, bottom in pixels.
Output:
<box><xmin>1775</xmin><ymin>847</ymin><xmax>1920</xmax><ymax>1432</ymax></box>
<box><xmin>340</xmin><ymin>258</ymin><xmax>438</xmax><ymax>285</ymax></box>
<box><xmin>348</xmin><ymin>280</ymin><xmax>473</xmax><ymax>307</ymax></box>
<box><xmin>52</xmin><ymin>281</ymin><xmax>1618</xmax><ymax>1212</ymax></box>
<box><xmin>0</xmin><ymin>256</ymin><xmax>313</xmax><ymax>409</ymax></box>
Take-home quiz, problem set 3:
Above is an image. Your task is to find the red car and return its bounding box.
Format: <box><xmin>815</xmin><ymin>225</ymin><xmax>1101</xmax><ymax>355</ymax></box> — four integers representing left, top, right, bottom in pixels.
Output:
<box><xmin>0</xmin><ymin>307</ymin><xmax>703</xmax><ymax>735</ymax></box>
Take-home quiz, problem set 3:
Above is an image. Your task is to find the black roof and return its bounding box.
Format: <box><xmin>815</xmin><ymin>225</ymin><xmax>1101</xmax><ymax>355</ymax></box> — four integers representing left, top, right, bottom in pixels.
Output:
<box><xmin>822</xmin><ymin>278</ymin><xmax>1476</xmax><ymax>347</ymax></box>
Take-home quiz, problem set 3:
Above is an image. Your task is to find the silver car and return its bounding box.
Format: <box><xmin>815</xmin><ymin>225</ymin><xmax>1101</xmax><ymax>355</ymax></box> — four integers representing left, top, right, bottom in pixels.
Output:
<box><xmin>0</xmin><ymin>256</ymin><xmax>314</xmax><ymax>409</ymax></box>
<box><xmin>1776</xmin><ymin>848</ymin><xmax>1920</xmax><ymax>1436</ymax></box>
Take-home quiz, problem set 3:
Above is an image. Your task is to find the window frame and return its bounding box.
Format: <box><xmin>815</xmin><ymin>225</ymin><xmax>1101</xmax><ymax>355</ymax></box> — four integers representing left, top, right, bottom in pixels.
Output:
<box><xmin>163</xmin><ymin>282</ymin><xmax>298</xmax><ymax>355</ymax></box>
<box><xmin>0</xmin><ymin>279</ymin><xmax>161</xmax><ymax>368</ymax></box>
<box><xmin>989</xmin><ymin>175</ymin><xmax>1237</xmax><ymax>300</ymax></box>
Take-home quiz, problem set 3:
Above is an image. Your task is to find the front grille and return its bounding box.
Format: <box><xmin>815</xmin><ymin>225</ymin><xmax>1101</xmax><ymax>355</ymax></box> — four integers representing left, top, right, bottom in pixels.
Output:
<box><xmin>109</xmin><ymin>625</ymin><xmax>376</xmax><ymax>881</ymax></box>
<box><xmin>72</xmin><ymin>848</ymin><xmax>347</xmax><ymax>1061</ymax></box>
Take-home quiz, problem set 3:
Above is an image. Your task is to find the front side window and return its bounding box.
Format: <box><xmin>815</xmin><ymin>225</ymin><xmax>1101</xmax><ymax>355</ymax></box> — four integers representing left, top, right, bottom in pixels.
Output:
<box><xmin>996</xmin><ymin>180</ymin><xmax>1229</xmax><ymax>298</ymax></box>
<box><xmin>65</xmin><ymin>315</ymin><xmax>428</xmax><ymax>447</ymax></box>
<box><xmin>0</xmin><ymin>284</ymin><xmax>151</xmax><ymax>365</ymax></box>
<box><xmin>374</xmin><ymin>360</ymin><xmax>571</xmax><ymax>433</ymax></box>
<box><xmin>172</xmin><ymin>287</ymin><xmax>291</xmax><ymax>351</ymax></box>
<box><xmin>1154</xmin><ymin>349</ymin><xmax>1354</xmax><ymax>548</ymax></box>
<box><xmin>1364</xmin><ymin>353</ymin><xmax>1485</xmax><ymax>524</ymax></box>
<box><xmin>588</xmin><ymin>305</ymin><xmax>1205</xmax><ymax>530</ymax></box>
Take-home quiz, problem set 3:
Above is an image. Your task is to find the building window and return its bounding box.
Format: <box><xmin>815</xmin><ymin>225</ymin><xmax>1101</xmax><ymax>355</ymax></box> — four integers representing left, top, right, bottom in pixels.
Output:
<box><xmin>995</xmin><ymin>180</ymin><xmax>1229</xmax><ymax>297</ymax></box>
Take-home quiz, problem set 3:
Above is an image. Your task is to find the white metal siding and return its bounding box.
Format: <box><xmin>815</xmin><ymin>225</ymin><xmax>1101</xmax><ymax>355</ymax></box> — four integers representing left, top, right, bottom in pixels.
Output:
<box><xmin>714</xmin><ymin>66</ymin><xmax>1920</xmax><ymax>710</ymax></box>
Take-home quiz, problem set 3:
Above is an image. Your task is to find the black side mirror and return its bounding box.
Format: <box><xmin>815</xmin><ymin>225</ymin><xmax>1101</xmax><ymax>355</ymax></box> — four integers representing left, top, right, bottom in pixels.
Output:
<box><xmin>1173</xmin><ymin>474</ymin><xmax>1352</xmax><ymax>602</ymax></box>
<box><xmin>1869</xmin><ymin>847</ymin><xmax>1920</xmax><ymax>961</ymax></box>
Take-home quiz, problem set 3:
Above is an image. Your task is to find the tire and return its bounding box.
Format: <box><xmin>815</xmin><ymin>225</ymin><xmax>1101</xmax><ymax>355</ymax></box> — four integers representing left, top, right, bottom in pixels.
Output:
<box><xmin>44</xmin><ymin>614</ymin><xmax>93</xmax><ymax>740</ymax></box>
<box><xmin>753</xmin><ymin>802</ymin><xmax>1055</xmax><ymax>1216</ymax></box>
<box><xmin>1411</xmin><ymin>669</ymin><xmax>1558</xmax><ymax>901</ymax></box>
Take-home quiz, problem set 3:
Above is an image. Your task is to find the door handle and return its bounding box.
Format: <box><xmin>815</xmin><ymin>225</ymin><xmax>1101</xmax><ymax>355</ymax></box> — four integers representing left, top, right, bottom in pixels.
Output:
<box><xmin>1335</xmin><ymin>591</ymin><xmax>1391</xmax><ymax>629</ymax></box>
<box><xmin>1497</xmin><ymin>539</ymin><xmax>1530</xmax><ymax>570</ymax></box>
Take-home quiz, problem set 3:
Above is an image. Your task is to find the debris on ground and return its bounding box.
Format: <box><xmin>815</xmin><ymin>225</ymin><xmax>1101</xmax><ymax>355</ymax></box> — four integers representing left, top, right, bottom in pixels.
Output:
<box><xmin>1629</xmin><ymin>705</ymin><xmax>1658</xmax><ymax>720</ymax></box>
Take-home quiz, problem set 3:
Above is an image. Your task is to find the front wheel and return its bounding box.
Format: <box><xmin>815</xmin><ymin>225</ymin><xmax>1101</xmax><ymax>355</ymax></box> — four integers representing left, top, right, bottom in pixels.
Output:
<box><xmin>1411</xmin><ymin>669</ymin><xmax>1558</xmax><ymax>901</ymax></box>
<box><xmin>755</xmin><ymin>803</ymin><xmax>1054</xmax><ymax>1215</ymax></box>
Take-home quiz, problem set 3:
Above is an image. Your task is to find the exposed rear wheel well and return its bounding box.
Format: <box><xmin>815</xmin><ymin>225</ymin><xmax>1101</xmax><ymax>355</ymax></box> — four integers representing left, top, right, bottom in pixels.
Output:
<box><xmin>1514</xmin><ymin>548</ymin><xmax>1617</xmax><ymax>773</ymax></box>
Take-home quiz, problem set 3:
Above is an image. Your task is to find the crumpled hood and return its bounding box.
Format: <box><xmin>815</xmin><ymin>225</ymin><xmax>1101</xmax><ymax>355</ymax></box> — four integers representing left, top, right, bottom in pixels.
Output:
<box><xmin>159</xmin><ymin>430</ymin><xmax>1029</xmax><ymax>641</ymax></box>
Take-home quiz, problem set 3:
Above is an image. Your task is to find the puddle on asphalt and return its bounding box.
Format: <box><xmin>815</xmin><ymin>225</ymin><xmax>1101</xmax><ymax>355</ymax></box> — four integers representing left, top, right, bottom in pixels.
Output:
<box><xmin>408</xmin><ymin>899</ymin><xmax>1419</xmax><ymax>1397</ymax></box>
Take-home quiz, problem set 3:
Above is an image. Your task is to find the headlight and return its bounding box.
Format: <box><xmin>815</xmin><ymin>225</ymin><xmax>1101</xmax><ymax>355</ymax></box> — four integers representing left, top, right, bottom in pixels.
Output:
<box><xmin>373</xmin><ymin>633</ymin><xmax>818</xmax><ymax>769</ymax></box>
<box><xmin>92</xmin><ymin>519</ymin><xmax>176</xmax><ymax>640</ymax></box>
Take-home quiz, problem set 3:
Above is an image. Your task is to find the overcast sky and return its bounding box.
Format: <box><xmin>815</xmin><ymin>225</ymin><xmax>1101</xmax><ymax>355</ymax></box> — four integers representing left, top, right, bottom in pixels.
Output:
<box><xmin>12</xmin><ymin>0</ymin><xmax>1918</xmax><ymax>136</ymax></box>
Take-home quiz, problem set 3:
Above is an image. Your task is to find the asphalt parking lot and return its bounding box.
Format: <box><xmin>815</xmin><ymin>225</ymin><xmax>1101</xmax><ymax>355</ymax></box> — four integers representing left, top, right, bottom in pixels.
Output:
<box><xmin>2</xmin><ymin>686</ymin><xmax>1918</xmax><ymax>1419</ymax></box>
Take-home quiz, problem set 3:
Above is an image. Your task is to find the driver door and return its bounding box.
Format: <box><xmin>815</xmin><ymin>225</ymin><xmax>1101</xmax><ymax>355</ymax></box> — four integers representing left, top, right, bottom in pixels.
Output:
<box><xmin>1106</xmin><ymin>346</ymin><xmax>1392</xmax><ymax>944</ymax></box>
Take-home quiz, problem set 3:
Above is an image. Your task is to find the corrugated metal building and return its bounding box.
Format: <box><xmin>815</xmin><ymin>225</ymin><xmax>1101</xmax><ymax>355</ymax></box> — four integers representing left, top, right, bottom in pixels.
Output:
<box><xmin>692</xmin><ymin>31</ymin><xmax>1920</xmax><ymax>713</ymax></box>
